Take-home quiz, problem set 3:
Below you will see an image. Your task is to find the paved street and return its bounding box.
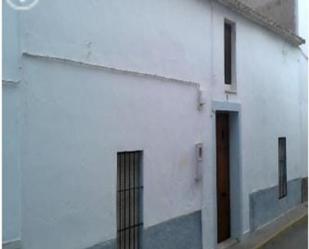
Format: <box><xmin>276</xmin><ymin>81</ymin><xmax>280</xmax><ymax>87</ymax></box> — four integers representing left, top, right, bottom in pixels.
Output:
<box><xmin>260</xmin><ymin>216</ymin><xmax>308</xmax><ymax>249</ymax></box>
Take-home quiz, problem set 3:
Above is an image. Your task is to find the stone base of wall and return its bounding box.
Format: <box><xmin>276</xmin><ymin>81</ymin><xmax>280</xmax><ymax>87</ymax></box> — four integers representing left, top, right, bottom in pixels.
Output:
<box><xmin>87</xmin><ymin>211</ymin><xmax>202</xmax><ymax>249</ymax></box>
<box><xmin>3</xmin><ymin>240</ymin><xmax>22</xmax><ymax>249</ymax></box>
<box><xmin>144</xmin><ymin>211</ymin><xmax>202</xmax><ymax>249</ymax></box>
<box><xmin>249</xmin><ymin>178</ymin><xmax>303</xmax><ymax>231</ymax></box>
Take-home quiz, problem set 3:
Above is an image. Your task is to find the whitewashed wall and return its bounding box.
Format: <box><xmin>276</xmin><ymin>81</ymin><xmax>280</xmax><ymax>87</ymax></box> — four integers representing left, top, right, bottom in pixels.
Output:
<box><xmin>3</xmin><ymin>0</ymin><xmax>308</xmax><ymax>249</ymax></box>
<box><xmin>211</xmin><ymin>3</ymin><xmax>307</xmax><ymax>235</ymax></box>
<box><xmin>21</xmin><ymin>0</ymin><xmax>213</xmax><ymax>84</ymax></box>
<box><xmin>3</xmin><ymin>1</ymin><xmax>22</xmax><ymax>243</ymax></box>
<box><xmin>18</xmin><ymin>1</ymin><xmax>214</xmax><ymax>248</ymax></box>
<box><xmin>298</xmin><ymin>0</ymin><xmax>309</xmax><ymax>55</ymax></box>
<box><xmin>20</xmin><ymin>55</ymin><xmax>206</xmax><ymax>249</ymax></box>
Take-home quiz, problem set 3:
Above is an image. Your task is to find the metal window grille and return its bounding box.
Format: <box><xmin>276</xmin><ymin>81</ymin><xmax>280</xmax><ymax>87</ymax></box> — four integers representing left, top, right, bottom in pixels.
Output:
<box><xmin>301</xmin><ymin>177</ymin><xmax>308</xmax><ymax>203</ymax></box>
<box><xmin>117</xmin><ymin>151</ymin><xmax>143</xmax><ymax>249</ymax></box>
<box><xmin>278</xmin><ymin>137</ymin><xmax>287</xmax><ymax>199</ymax></box>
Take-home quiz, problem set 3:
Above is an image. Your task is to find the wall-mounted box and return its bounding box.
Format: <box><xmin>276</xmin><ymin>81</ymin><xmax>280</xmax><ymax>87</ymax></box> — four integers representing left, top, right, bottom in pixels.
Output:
<box><xmin>195</xmin><ymin>143</ymin><xmax>203</xmax><ymax>181</ymax></box>
<box><xmin>197</xmin><ymin>89</ymin><xmax>206</xmax><ymax>111</ymax></box>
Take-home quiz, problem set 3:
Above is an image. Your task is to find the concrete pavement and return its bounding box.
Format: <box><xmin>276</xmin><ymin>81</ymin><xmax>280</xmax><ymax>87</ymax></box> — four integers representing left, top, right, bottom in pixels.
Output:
<box><xmin>259</xmin><ymin>216</ymin><xmax>308</xmax><ymax>249</ymax></box>
<box><xmin>229</xmin><ymin>204</ymin><xmax>307</xmax><ymax>249</ymax></box>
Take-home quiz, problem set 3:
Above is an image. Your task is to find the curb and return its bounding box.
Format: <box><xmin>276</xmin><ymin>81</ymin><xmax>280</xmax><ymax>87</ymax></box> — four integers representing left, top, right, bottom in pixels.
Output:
<box><xmin>253</xmin><ymin>213</ymin><xmax>307</xmax><ymax>249</ymax></box>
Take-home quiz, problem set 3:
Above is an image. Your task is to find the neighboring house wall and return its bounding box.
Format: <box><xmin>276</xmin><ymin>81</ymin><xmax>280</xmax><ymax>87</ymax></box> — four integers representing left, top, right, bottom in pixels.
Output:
<box><xmin>3</xmin><ymin>0</ymin><xmax>307</xmax><ymax>249</ymax></box>
<box><xmin>241</xmin><ymin>0</ymin><xmax>297</xmax><ymax>32</ymax></box>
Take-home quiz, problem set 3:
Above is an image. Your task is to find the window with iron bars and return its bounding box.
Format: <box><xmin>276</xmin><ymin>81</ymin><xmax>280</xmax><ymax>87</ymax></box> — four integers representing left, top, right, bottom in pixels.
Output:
<box><xmin>278</xmin><ymin>137</ymin><xmax>287</xmax><ymax>199</ymax></box>
<box><xmin>117</xmin><ymin>151</ymin><xmax>143</xmax><ymax>249</ymax></box>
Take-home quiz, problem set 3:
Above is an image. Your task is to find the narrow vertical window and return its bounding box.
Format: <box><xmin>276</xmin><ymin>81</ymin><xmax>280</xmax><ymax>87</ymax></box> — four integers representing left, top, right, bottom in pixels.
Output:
<box><xmin>224</xmin><ymin>22</ymin><xmax>232</xmax><ymax>85</ymax></box>
<box><xmin>117</xmin><ymin>151</ymin><xmax>143</xmax><ymax>249</ymax></box>
<box><xmin>278</xmin><ymin>138</ymin><xmax>287</xmax><ymax>199</ymax></box>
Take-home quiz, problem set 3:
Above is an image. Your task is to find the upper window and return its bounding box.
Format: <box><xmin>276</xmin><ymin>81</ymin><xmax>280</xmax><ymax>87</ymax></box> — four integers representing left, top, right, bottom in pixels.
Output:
<box><xmin>224</xmin><ymin>22</ymin><xmax>232</xmax><ymax>84</ymax></box>
<box><xmin>224</xmin><ymin>20</ymin><xmax>236</xmax><ymax>90</ymax></box>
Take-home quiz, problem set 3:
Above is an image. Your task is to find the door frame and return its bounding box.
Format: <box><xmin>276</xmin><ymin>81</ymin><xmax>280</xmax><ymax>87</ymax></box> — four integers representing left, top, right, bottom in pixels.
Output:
<box><xmin>212</xmin><ymin>101</ymin><xmax>243</xmax><ymax>244</ymax></box>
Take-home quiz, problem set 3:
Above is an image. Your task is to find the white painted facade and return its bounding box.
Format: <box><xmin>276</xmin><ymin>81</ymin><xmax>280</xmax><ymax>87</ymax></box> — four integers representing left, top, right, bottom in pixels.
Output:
<box><xmin>3</xmin><ymin>0</ymin><xmax>307</xmax><ymax>249</ymax></box>
<box><xmin>298</xmin><ymin>0</ymin><xmax>309</xmax><ymax>55</ymax></box>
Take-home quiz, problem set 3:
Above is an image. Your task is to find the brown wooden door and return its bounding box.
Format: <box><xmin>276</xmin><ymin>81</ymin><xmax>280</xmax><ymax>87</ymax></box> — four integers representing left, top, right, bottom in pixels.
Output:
<box><xmin>216</xmin><ymin>113</ymin><xmax>231</xmax><ymax>243</ymax></box>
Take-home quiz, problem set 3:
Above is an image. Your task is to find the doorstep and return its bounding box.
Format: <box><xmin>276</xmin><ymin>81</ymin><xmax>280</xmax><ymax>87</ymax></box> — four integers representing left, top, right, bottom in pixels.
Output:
<box><xmin>228</xmin><ymin>203</ymin><xmax>308</xmax><ymax>249</ymax></box>
<box><xmin>218</xmin><ymin>238</ymin><xmax>238</xmax><ymax>249</ymax></box>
